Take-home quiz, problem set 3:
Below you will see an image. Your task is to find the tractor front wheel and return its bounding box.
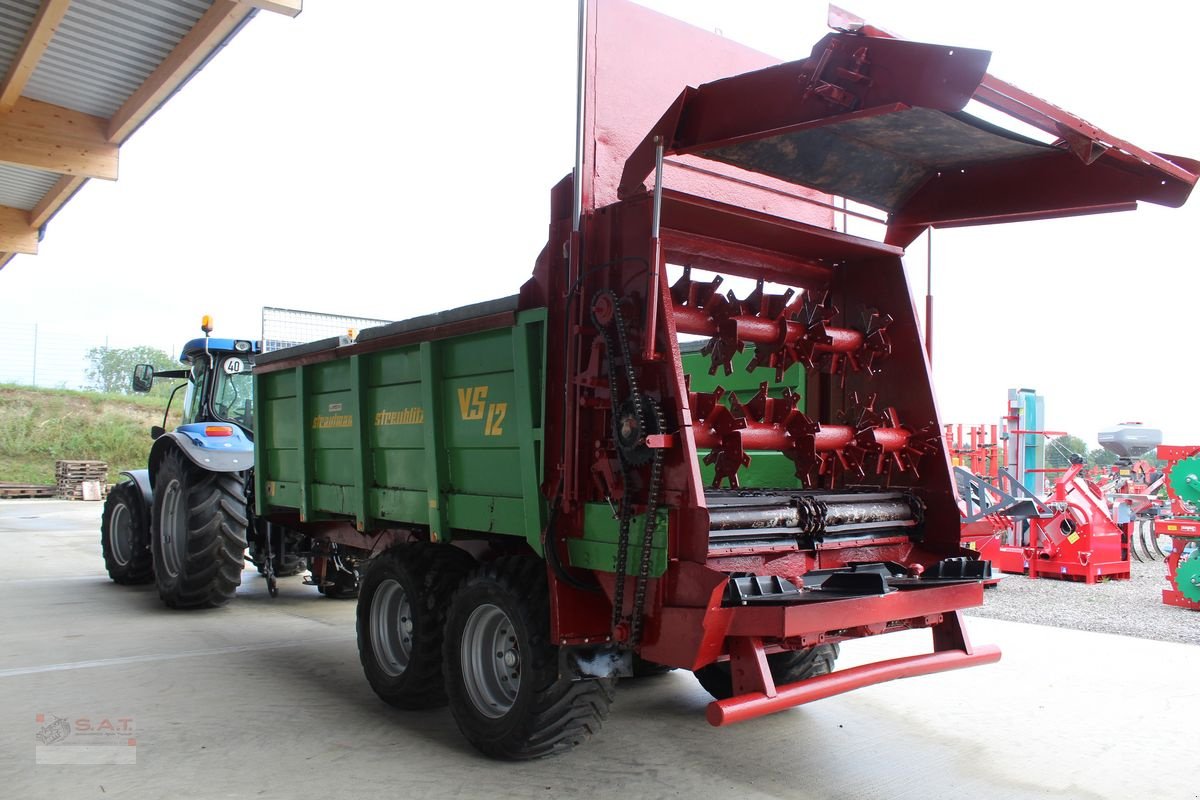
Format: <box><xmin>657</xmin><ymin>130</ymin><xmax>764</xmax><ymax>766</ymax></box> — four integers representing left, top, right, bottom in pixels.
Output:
<box><xmin>151</xmin><ymin>448</ymin><xmax>248</xmax><ymax>609</ymax></box>
<box><xmin>100</xmin><ymin>480</ymin><xmax>154</xmax><ymax>585</ymax></box>
<box><xmin>443</xmin><ymin>557</ymin><xmax>615</xmax><ymax>759</ymax></box>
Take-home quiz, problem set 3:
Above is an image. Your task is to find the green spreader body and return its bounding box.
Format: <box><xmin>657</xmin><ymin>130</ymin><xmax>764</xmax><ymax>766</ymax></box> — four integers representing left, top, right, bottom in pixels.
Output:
<box><xmin>253</xmin><ymin>299</ymin><xmax>549</xmax><ymax>548</ymax></box>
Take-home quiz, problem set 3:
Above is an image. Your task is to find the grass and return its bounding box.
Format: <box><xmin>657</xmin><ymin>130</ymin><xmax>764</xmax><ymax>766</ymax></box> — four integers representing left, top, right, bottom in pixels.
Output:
<box><xmin>0</xmin><ymin>384</ymin><xmax>181</xmax><ymax>484</ymax></box>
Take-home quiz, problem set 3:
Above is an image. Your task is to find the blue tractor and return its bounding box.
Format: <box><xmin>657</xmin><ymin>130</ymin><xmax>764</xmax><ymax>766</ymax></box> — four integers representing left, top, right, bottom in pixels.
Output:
<box><xmin>99</xmin><ymin>318</ymin><xmax>357</xmax><ymax>607</ymax></box>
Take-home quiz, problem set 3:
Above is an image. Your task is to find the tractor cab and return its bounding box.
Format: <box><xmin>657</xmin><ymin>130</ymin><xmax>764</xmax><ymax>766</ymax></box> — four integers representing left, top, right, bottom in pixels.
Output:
<box><xmin>131</xmin><ymin>316</ymin><xmax>260</xmax><ymax>440</ymax></box>
<box><xmin>176</xmin><ymin>337</ymin><xmax>258</xmax><ymax>433</ymax></box>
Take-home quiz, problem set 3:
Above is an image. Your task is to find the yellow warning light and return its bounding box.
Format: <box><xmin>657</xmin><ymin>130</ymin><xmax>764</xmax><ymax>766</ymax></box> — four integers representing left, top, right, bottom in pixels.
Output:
<box><xmin>201</xmin><ymin>315</ymin><xmax>214</xmax><ymax>334</ymax></box>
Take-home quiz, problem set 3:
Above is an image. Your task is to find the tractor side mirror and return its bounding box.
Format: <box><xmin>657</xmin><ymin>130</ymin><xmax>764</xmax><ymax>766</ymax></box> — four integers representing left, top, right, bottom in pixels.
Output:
<box><xmin>150</xmin><ymin>425</ymin><xmax>165</xmax><ymax>440</ymax></box>
<box><xmin>131</xmin><ymin>364</ymin><xmax>155</xmax><ymax>393</ymax></box>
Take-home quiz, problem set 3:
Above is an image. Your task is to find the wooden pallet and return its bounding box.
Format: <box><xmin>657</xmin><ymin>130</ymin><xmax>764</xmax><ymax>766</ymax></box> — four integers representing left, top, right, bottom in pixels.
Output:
<box><xmin>55</xmin><ymin>460</ymin><xmax>109</xmax><ymax>501</ymax></box>
<box><xmin>0</xmin><ymin>483</ymin><xmax>57</xmax><ymax>499</ymax></box>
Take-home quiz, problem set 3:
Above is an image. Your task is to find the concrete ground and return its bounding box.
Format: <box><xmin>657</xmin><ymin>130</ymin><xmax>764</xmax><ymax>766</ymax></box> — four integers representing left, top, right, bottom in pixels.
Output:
<box><xmin>0</xmin><ymin>499</ymin><xmax>1196</xmax><ymax>800</ymax></box>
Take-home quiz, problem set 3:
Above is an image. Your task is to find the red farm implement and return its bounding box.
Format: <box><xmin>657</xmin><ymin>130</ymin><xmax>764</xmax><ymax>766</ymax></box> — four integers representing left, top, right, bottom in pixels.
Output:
<box><xmin>1153</xmin><ymin>445</ymin><xmax>1200</xmax><ymax>610</ymax></box>
<box><xmin>246</xmin><ymin>1</ymin><xmax>1197</xmax><ymax>757</ymax></box>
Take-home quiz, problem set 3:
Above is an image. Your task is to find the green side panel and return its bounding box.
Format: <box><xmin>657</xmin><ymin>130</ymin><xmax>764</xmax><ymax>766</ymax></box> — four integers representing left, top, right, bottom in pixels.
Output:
<box><xmin>373</xmin><ymin>448</ymin><xmax>427</xmax><ymax>491</ymax></box>
<box><xmin>266</xmin><ymin>448</ymin><xmax>300</xmax><ymax>483</ymax></box>
<box><xmin>309</xmin><ymin>359</ymin><xmax>351</xmax><ymax>393</ymax></box>
<box><xmin>262</xmin><ymin>397</ymin><xmax>299</xmax><ymax>448</ymax></box>
<box><xmin>295</xmin><ymin>366</ymin><xmax>312</xmax><ymax>520</ymax></box>
<box><xmin>349</xmin><ymin>356</ymin><xmax>372</xmax><ymax>530</ymax></box>
<box><xmin>681</xmin><ymin>343</ymin><xmax>806</xmax><ymax>489</ymax></box>
<box><xmin>254</xmin><ymin>308</ymin><xmax>548</xmax><ymax>544</ymax></box>
<box><xmin>367</xmin><ymin>385</ymin><xmax>424</xmax><ymax>447</ymax></box>
<box><xmin>448</xmin><ymin>449</ymin><xmax>523</xmax><ymax>498</ymax></box>
<box><xmin>313</xmin><ymin>449</ymin><xmax>355</xmax><ymax>487</ymax></box>
<box><xmin>369</xmin><ymin>487</ymin><xmax>428</xmax><ymax>525</ymax></box>
<box><xmin>569</xmin><ymin>503</ymin><xmax>668</xmax><ymax>577</ymax></box>
<box><xmin>312</xmin><ymin>482</ymin><xmax>359</xmax><ymax>515</ymax></box>
<box><xmin>419</xmin><ymin>340</ymin><xmax>450</xmax><ymax>538</ymax></box>
<box><xmin>447</xmin><ymin>494</ymin><xmax>528</xmax><ymax>536</ymax></box>
<box><xmin>441</xmin><ymin>329</ymin><xmax>516</xmax><ymax>378</ymax></box>
<box><xmin>368</xmin><ymin>348</ymin><xmax>422</xmax><ymax>385</ymax></box>
<box><xmin>261</xmin><ymin>370</ymin><xmax>295</xmax><ymax>400</ymax></box>
<box><xmin>512</xmin><ymin>311</ymin><xmax>546</xmax><ymax>548</ymax></box>
<box><xmin>269</xmin><ymin>482</ymin><xmax>300</xmax><ymax>507</ymax></box>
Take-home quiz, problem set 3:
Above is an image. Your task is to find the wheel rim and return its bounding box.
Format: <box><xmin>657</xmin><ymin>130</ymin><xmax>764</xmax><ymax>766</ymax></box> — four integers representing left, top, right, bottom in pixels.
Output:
<box><xmin>159</xmin><ymin>479</ymin><xmax>186</xmax><ymax>579</ymax></box>
<box><xmin>371</xmin><ymin>579</ymin><xmax>413</xmax><ymax>677</ymax></box>
<box><xmin>460</xmin><ymin>603</ymin><xmax>520</xmax><ymax>719</ymax></box>
<box><xmin>108</xmin><ymin>502</ymin><xmax>132</xmax><ymax>566</ymax></box>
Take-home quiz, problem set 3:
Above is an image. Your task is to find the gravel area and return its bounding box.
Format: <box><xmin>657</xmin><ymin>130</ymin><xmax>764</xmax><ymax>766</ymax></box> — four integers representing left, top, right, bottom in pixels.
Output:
<box><xmin>966</xmin><ymin>558</ymin><xmax>1200</xmax><ymax>646</ymax></box>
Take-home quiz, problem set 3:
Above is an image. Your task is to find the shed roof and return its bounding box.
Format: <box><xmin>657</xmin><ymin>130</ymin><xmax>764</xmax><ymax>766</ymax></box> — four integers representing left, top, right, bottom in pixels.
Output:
<box><xmin>0</xmin><ymin>0</ymin><xmax>300</xmax><ymax>271</ymax></box>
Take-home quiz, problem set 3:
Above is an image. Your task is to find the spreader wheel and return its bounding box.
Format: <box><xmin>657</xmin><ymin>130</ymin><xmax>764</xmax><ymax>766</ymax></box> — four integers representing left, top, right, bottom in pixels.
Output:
<box><xmin>693</xmin><ymin>644</ymin><xmax>840</xmax><ymax>701</ymax></box>
<box><xmin>443</xmin><ymin>557</ymin><xmax>616</xmax><ymax>759</ymax></box>
<box><xmin>356</xmin><ymin>544</ymin><xmax>471</xmax><ymax>708</ymax></box>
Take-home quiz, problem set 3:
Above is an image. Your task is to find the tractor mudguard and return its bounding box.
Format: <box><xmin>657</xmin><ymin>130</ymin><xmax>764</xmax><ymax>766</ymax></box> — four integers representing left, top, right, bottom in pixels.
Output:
<box><xmin>118</xmin><ymin>469</ymin><xmax>153</xmax><ymax>509</ymax></box>
<box><xmin>148</xmin><ymin>427</ymin><xmax>253</xmax><ymax>486</ymax></box>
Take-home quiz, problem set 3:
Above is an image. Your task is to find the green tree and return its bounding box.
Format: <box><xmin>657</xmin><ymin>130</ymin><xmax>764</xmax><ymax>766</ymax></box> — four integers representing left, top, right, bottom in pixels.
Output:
<box><xmin>1089</xmin><ymin>447</ymin><xmax>1118</xmax><ymax>468</ymax></box>
<box><xmin>1047</xmin><ymin>435</ymin><xmax>1088</xmax><ymax>468</ymax></box>
<box><xmin>85</xmin><ymin>345</ymin><xmax>177</xmax><ymax>395</ymax></box>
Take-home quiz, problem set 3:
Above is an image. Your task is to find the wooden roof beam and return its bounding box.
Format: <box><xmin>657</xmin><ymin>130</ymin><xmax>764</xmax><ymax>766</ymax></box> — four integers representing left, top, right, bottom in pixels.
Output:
<box><xmin>30</xmin><ymin>174</ymin><xmax>85</xmax><ymax>229</ymax></box>
<box><xmin>107</xmin><ymin>1</ymin><xmax>255</xmax><ymax>143</ymax></box>
<box><xmin>0</xmin><ymin>252</ymin><xmax>15</xmax><ymax>271</ymax></box>
<box><xmin>0</xmin><ymin>205</ymin><xmax>38</xmax><ymax>254</ymax></box>
<box><xmin>238</xmin><ymin>0</ymin><xmax>302</xmax><ymax>17</ymax></box>
<box><xmin>0</xmin><ymin>97</ymin><xmax>116</xmax><ymax>179</ymax></box>
<box><xmin>0</xmin><ymin>0</ymin><xmax>73</xmax><ymax>112</ymax></box>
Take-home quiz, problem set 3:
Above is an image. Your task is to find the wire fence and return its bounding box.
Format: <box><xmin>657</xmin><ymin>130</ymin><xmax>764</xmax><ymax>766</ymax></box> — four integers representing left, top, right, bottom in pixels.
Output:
<box><xmin>261</xmin><ymin>307</ymin><xmax>392</xmax><ymax>352</ymax></box>
<box><xmin>0</xmin><ymin>323</ymin><xmax>177</xmax><ymax>391</ymax></box>
<box><xmin>1</xmin><ymin>307</ymin><xmax>397</xmax><ymax>391</ymax></box>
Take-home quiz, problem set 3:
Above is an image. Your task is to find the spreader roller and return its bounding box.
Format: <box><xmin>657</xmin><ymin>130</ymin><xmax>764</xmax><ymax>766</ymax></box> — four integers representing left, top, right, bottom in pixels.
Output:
<box><xmin>706</xmin><ymin>488</ymin><xmax>923</xmax><ymax>551</ymax></box>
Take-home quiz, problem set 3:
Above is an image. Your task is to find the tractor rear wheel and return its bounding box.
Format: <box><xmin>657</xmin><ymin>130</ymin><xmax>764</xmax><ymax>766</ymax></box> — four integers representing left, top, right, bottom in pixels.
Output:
<box><xmin>356</xmin><ymin>545</ymin><xmax>470</xmax><ymax>708</ymax></box>
<box><xmin>100</xmin><ymin>480</ymin><xmax>154</xmax><ymax>585</ymax></box>
<box><xmin>151</xmin><ymin>448</ymin><xmax>248</xmax><ymax>609</ymax></box>
<box><xmin>443</xmin><ymin>557</ymin><xmax>616</xmax><ymax>759</ymax></box>
<box><xmin>693</xmin><ymin>644</ymin><xmax>839</xmax><ymax>701</ymax></box>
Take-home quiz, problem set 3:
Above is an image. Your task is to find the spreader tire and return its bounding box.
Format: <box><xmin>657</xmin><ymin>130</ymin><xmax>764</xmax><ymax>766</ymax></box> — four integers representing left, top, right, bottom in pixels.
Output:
<box><xmin>151</xmin><ymin>448</ymin><xmax>248</xmax><ymax>609</ymax></box>
<box><xmin>444</xmin><ymin>557</ymin><xmax>616</xmax><ymax>760</ymax></box>
<box><xmin>357</xmin><ymin>544</ymin><xmax>471</xmax><ymax>709</ymax></box>
<box><xmin>100</xmin><ymin>480</ymin><xmax>154</xmax><ymax>585</ymax></box>
<box><xmin>693</xmin><ymin>644</ymin><xmax>840</xmax><ymax>701</ymax></box>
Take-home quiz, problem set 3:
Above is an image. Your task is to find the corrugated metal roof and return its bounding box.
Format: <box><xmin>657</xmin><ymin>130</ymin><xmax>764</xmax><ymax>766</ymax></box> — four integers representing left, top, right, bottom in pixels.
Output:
<box><xmin>0</xmin><ymin>163</ymin><xmax>59</xmax><ymax>211</ymax></box>
<box><xmin>22</xmin><ymin>0</ymin><xmax>213</xmax><ymax>119</ymax></box>
<box><xmin>0</xmin><ymin>0</ymin><xmax>39</xmax><ymax>79</ymax></box>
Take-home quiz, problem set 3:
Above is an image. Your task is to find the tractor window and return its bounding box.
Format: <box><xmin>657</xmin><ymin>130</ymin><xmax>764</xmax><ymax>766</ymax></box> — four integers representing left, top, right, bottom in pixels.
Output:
<box><xmin>181</xmin><ymin>360</ymin><xmax>208</xmax><ymax>426</ymax></box>
<box><xmin>213</xmin><ymin>355</ymin><xmax>254</xmax><ymax>430</ymax></box>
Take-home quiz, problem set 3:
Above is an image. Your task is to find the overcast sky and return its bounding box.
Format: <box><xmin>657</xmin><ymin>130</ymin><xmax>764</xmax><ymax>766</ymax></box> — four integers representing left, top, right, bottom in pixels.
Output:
<box><xmin>1</xmin><ymin>0</ymin><xmax>1197</xmax><ymax>448</ymax></box>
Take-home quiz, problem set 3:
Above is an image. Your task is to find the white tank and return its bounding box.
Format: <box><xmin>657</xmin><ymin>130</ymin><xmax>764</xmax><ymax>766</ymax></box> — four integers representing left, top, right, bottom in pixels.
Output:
<box><xmin>1098</xmin><ymin>422</ymin><xmax>1162</xmax><ymax>458</ymax></box>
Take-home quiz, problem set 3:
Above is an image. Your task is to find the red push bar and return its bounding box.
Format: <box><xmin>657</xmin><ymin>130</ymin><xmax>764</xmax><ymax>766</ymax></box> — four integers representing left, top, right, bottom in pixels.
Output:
<box><xmin>708</xmin><ymin>643</ymin><xmax>1001</xmax><ymax>726</ymax></box>
<box><xmin>706</xmin><ymin>610</ymin><xmax>1002</xmax><ymax>726</ymax></box>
